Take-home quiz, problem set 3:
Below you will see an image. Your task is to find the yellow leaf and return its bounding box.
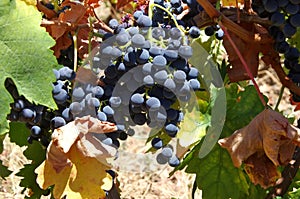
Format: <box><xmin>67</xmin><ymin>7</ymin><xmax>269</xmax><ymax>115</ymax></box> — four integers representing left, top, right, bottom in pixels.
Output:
<box><xmin>221</xmin><ymin>0</ymin><xmax>243</xmax><ymax>7</ymax></box>
<box><xmin>35</xmin><ymin>116</ymin><xmax>117</xmax><ymax>199</ymax></box>
<box><xmin>36</xmin><ymin>145</ymin><xmax>111</xmax><ymax>199</ymax></box>
<box><xmin>20</xmin><ymin>0</ymin><xmax>37</xmax><ymax>6</ymax></box>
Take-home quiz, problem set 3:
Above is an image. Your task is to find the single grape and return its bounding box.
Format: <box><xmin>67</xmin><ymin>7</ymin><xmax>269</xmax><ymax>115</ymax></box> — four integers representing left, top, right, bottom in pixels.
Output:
<box><xmin>53</xmin><ymin>89</ymin><xmax>68</xmax><ymax>104</ymax></box>
<box><xmin>103</xmin><ymin>105</ymin><xmax>115</xmax><ymax>118</ymax></box>
<box><xmin>188</xmin><ymin>79</ymin><xmax>201</xmax><ymax>90</ymax></box>
<box><xmin>204</xmin><ymin>26</ymin><xmax>215</xmax><ymax>36</ymax></box>
<box><xmin>151</xmin><ymin>137</ymin><xmax>163</xmax><ymax>149</ymax></box>
<box><xmin>161</xmin><ymin>146</ymin><xmax>173</xmax><ymax>158</ymax></box>
<box><xmin>215</xmin><ymin>29</ymin><xmax>224</xmax><ymax>40</ymax></box>
<box><xmin>168</xmin><ymin>155</ymin><xmax>180</xmax><ymax>167</ymax></box>
<box><xmin>69</xmin><ymin>102</ymin><xmax>83</xmax><ymax>115</ymax></box>
<box><xmin>21</xmin><ymin>108</ymin><xmax>36</xmax><ymax>121</ymax></box>
<box><xmin>136</xmin><ymin>49</ymin><xmax>150</xmax><ymax>64</ymax></box>
<box><xmin>154</xmin><ymin>70</ymin><xmax>168</xmax><ymax>84</ymax></box>
<box><xmin>270</xmin><ymin>12</ymin><xmax>285</xmax><ymax>26</ymax></box>
<box><xmin>136</xmin><ymin>15</ymin><xmax>152</xmax><ymax>27</ymax></box>
<box><xmin>143</xmin><ymin>75</ymin><xmax>155</xmax><ymax>87</ymax></box>
<box><xmin>173</xmin><ymin>70</ymin><xmax>186</xmax><ymax>84</ymax></box>
<box><xmin>133</xmin><ymin>10</ymin><xmax>143</xmax><ymax>20</ymax></box>
<box><xmin>123</xmin><ymin>52</ymin><xmax>137</xmax><ymax>67</ymax></box>
<box><xmin>146</xmin><ymin>97</ymin><xmax>161</xmax><ymax>109</ymax></box>
<box><xmin>87</xmin><ymin>97</ymin><xmax>100</xmax><ymax>110</ymax></box>
<box><xmin>165</xmin><ymin>123</ymin><xmax>179</xmax><ymax>137</ymax></box>
<box><xmin>149</xmin><ymin>46</ymin><xmax>164</xmax><ymax>57</ymax></box>
<box><xmin>285</xmin><ymin>3</ymin><xmax>299</xmax><ymax>15</ymax></box>
<box><xmin>164</xmin><ymin>50</ymin><xmax>178</xmax><ymax>62</ymax></box>
<box><xmin>178</xmin><ymin>45</ymin><xmax>193</xmax><ymax>59</ymax></box>
<box><xmin>169</xmin><ymin>27</ymin><xmax>181</xmax><ymax>40</ymax></box>
<box><xmin>108</xmin><ymin>19</ymin><xmax>119</xmax><ymax>30</ymax></box>
<box><xmin>97</xmin><ymin>111</ymin><xmax>107</xmax><ymax>121</ymax></box>
<box><xmin>153</xmin><ymin>55</ymin><xmax>167</xmax><ymax>69</ymax></box>
<box><xmin>72</xmin><ymin>87</ymin><xmax>85</xmax><ymax>101</ymax></box>
<box><xmin>102</xmin><ymin>137</ymin><xmax>113</xmax><ymax>145</ymax></box>
<box><xmin>156</xmin><ymin>153</ymin><xmax>169</xmax><ymax>164</ymax></box>
<box><xmin>59</xmin><ymin>66</ymin><xmax>76</xmax><ymax>81</ymax></box>
<box><xmin>164</xmin><ymin>78</ymin><xmax>176</xmax><ymax>91</ymax></box>
<box><xmin>128</xmin><ymin>26</ymin><xmax>139</xmax><ymax>36</ymax></box>
<box><xmin>264</xmin><ymin>0</ymin><xmax>278</xmax><ymax>13</ymax></box>
<box><xmin>13</xmin><ymin>99</ymin><xmax>25</xmax><ymax>111</ymax></box>
<box><xmin>62</xmin><ymin>108</ymin><xmax>73</xmax><ymax>122</ymax></box>
<box><xmin>50</xmin><ymin>116</ymin><xmax>66</xmax><ymax>130</ymax></box>
<box><xmin>133</xmin><ymin>113</ymin><xmax>147</xmax><ymax>125</ymax></box>
<box><xmin>189</xmin><ymin>26</ymin><xmax>201</xmax><ymax>38</ymax></box>
<box><xmin>109</xmin><ymin>96</ymin><xmax>122</xmax><ymax>108</ymax></box>
<box><xmin>116</xmin><ymin>33</ymin><xmax>130</xmax><ymax>46</ymax></box>
<box><xmin>30</xmin><ymin>125</ymin><xmax>42</xmax><ymax>138</ymax></box>
<box><xmin>290</xmin><ymin>14</ymin><xmax>300</xmax><ymax>27</ymax></box>
<box><xmin>130</xmin><ymin>93</ymin><xmax>144</xmax><ymax>106</ymax></box>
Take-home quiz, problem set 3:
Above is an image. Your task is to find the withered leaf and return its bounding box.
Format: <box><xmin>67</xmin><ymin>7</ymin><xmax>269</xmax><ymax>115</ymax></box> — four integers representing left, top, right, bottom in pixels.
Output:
<box><xmin>36</xmin><ymin>116</ymin><xmax>117</xmax><ymax>198</ymax></box>
<box><xmin>224</xmin><ymin>23</ymin><xmax>273</xmax><ymax>82</ymax></box>
<box><xmin>218</xmin><ymin>109</ymin><xmax>300</xmax><ymax>188</ymax></box>
<box><xmin>244</xmin><ymin>152</ymin><xmax>280</xmax><ymax>189</ymax></box>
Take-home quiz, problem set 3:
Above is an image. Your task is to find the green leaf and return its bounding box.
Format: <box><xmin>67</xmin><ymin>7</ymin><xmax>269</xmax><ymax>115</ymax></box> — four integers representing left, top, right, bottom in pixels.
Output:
<box><xmin>177</xmin><ymin>104</ymin><xmax>210</xmax><ymax>148</ymax></box>
<box><xmin>0</xmin><ymin>0</ymin><xmax>58</xmax><ymax>136</ymax></box>
<box><xmin>9</xmin><ymin>122</ymin><xmax>30</xmax><ymax>147</ymax></box>
<box><xmin>0</xmin><ymin>160</ymin><xmax>12</xmax><ymax>178</ymax></box>
<box><xmin>176</xmin><ymin>84</ymin><xmax>267</xmax><ymax>198</ymax></box>
<box><xmin>185</xmin><ymin>144</ymin><xmax>249</xmax><ymax>199</ymax></box>
<box><xmin>223</xmin><ymin>84</ymin><xmax>266</xmax><ymax>137</ymax></box>
<box><xmin>16</xmin><ymin>139</ymin><xmax>47</xmax><ymax>198</ymax></box>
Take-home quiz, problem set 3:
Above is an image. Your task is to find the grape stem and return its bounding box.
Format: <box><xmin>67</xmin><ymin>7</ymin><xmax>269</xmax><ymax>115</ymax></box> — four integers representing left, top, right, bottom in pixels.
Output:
<box><xmin>265</xmin><ymin>147</ymin><xmax>300</xmax><ymax>199</ymax></box>
<box><xmin>148</xmin><ymin>2</ymin><xmax>188</xmax><ymax>34</ymax></box>
<box><xmin>274</xmin><ymin>86</ymin><xmax>284</xmax><ymax>111</ymax></box>
<box><xmin>221</xmin><ymin>24</ymin><xmax>267</xmax><ymax>107</ymax></box>
<box><xmin>73</xmin><ymin>30</ymin><xmax>79</xmax><ymax>72</ymax></box>
<box><xmin>196</xmin><ymin>0</ymin><xmax>253</xmax><ymax>42</ymax></box>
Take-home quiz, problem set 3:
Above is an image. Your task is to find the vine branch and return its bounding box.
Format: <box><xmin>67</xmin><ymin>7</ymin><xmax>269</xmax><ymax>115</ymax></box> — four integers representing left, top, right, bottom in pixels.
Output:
<box><xmin>221</xmin><ymin>24</ymin><xmax>267</xmax><ymax>107</ymax></box>
<box><xmin>265</xmin><ymin>147</ymin><xmax>300</xmax><ymax>199</ymax></box>
<box><xmin>196</xmin><ymin>0</ymin><xmax>254</xmax><ymax>42</ymax></box>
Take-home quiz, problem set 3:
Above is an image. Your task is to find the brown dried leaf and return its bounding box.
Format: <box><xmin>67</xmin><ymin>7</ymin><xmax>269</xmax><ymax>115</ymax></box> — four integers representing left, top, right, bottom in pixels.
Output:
<box><xmin>218</xmin><ymin>109</ymin><xmax>300</xmax><ymax>188</ymax></box>
<box><xmin>116</xmin><ymin>0</ymin><xmax>133</xmax><ymax>9</ymax></box>
<box><xmin>244</xmin><ymin>152</ymin><xmax>281</xmax><ymax>189</ymax></box>
<box><xmin>224</xmin><ymin>23</ymin><xmax>273</xmax><ymax>82</ymax></box>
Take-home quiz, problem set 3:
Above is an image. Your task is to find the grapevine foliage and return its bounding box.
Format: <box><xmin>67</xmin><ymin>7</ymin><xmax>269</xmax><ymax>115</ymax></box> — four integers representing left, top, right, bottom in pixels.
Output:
<box><xmin>0</xmin><ymin>0</ymin><xmax>58</xmax><ymax>136</ymax></box>
<box><xmin>2</xmin><ymin>0</ymin><xmax>300</xmax><ymax>198</ymax></box>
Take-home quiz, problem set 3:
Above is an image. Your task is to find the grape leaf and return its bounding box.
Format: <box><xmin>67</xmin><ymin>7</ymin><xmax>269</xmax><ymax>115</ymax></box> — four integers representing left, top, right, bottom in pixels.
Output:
<box><xmin>219</xmin><ymin>109</ymin><xmax>300</xmax><ymax>188</ymax></box>
<box><xmin>17</xmin><ymin>139</ymin><xmax>48</xmax><ymax>198</ymax></box>
<box><xmin>35</xmin><ymin>116</ymin><xmax>117</xmax><ymax>198</ymax></box>
<box><xmin>0</xmin><ymin>0</ymin><xmax>58</xmax><ymax>135</ymax></box>
<box><xmin>175</xmin><ymin>84</ymin><xmax>266</xmax><ymax>198</ymax></box>
<box><xmin>0</xmin><ymin>160</ymin><xmax>12</xmax><ymax>178</ymax></box>
<box><xmin>9</xmin><ymin>122</ymin><xmax>31</xmax><ymax>147</ymax></box>
<box><xmin>221</xmin><ymin>0</ymin><xmax>243</xmax><ymax>7</ymax></box>
<box><xmin>185</xmin><ymin>144</ymin><xmax>249</xmax><ymax>199</ymax></box>
<box><xmin>9</xmin><ymin>122</ymin><xmax>48</xmax><ymax>198</ymax></box>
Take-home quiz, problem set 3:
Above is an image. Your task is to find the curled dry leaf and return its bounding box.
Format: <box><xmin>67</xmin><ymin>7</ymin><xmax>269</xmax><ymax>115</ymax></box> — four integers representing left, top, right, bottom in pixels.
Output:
<box><xmin>35</xmin><ymin>116</ymin><xmax>117</xmax><ymax>199</ymax></box>
<box><xmin>218</xmin><ymin>109</ymin><xmax>300</xmax><ymax>188</ymax></box>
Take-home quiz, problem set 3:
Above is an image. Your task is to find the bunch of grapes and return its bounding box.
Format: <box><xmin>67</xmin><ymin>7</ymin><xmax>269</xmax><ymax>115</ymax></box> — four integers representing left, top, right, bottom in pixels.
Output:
<box><xmin>89</xmin><ymin>26</ymin><xmax>202</xmax><ymax>167</ymax></box>
<box><xmin>251</xmin><ymin>0</ymin><xmax>300</xmax><ymax>100</ymax></box>
<box><xmin>6</xmin><ymin>66</ymin><xmax>76</xmax><ymax>147</ymax></box>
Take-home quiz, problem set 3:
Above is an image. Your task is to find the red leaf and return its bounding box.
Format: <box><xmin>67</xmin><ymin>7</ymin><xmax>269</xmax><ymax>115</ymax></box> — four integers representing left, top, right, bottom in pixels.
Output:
<box><xmin>116</xmin><ymin>0</ymin><xmax>133</xmax><ymax>9</ymax></box>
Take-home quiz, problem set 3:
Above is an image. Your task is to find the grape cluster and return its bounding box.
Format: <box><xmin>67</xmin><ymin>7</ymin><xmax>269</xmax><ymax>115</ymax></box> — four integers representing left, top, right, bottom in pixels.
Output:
<box><xmin>91</xmin><ymin>27</ymin><xmax>202</xmax><ymax>167</ymax></box>
<box><xmin>6</xmin><ymin>66</ymin><xmax>76</xmax><ymax>147</ymax></box>
<box><xmin>251</xmin><ymin>0</ymin><xmax>300</xmax><ymax>100</ymax></box>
